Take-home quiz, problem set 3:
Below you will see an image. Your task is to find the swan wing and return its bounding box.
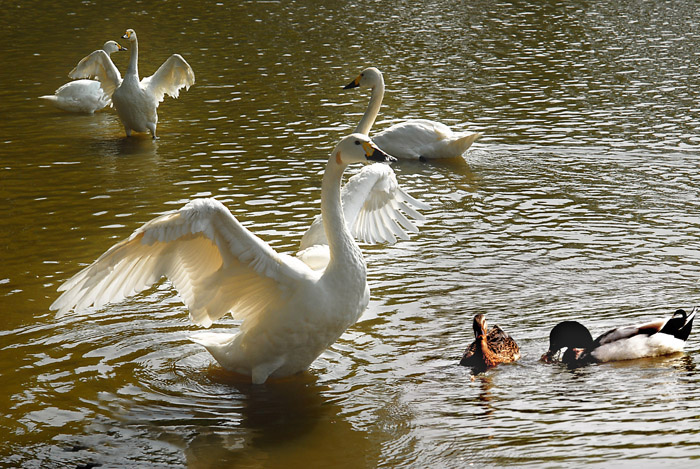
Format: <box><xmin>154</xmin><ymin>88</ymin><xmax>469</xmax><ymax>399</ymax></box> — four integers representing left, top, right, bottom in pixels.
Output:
<box><xmin>51</xmin><ymin>198</ymin><xmax>310</xmax><ymax>329</ymax></box>
<box><xmin>69</xmin><ymin>50</ymin><xmax>121</xmax><ymax>98</ymax></box>
<box><xmin>299</xmin><ymin>164</ymin><xmax>429</xmax><ymax>249</ymax></box>
<box><xmin>145</xmin><ymin>54</ymin><xmax>195</xmax><ymax>103</ymax></box>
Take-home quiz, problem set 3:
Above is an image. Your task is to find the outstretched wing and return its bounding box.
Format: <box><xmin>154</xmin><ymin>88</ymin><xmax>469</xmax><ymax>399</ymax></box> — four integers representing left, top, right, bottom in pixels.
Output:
<box><xmin>299</xmin><ymin>163</ymin><xmax>429</xmax><ymax>250</ymax></box>
<box><xmin>69</xmin><ymin>50</ymin><xmax>122</xmax><ymax>98</ymax></box>
<box><xmin>144</xmin><ymin>54</ymin><xmax>195</xmax><ymax>103</ymax></box>
<box><xmin>51</xmin><ymin>198</ymin><xmax>312</xmax><ymax>328</ymax></box>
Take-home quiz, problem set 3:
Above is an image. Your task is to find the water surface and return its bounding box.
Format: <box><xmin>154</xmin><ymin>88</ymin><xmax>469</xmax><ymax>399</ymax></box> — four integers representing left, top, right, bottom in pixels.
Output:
<box><xmin>2</xmin><ymin>0</ymin><xmax>700</xmax><ymax>467</ymax></box>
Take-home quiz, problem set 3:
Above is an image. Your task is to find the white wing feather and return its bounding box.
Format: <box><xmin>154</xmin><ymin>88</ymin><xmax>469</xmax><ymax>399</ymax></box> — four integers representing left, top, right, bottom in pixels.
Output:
<box><xmin>69</xmin><ymin>50</ymin><xmax>122</xmax><ymax>98</ymax></box>
<box><xmin>299</xmin><ymin>163</ymin><xmax>429</xmax><ymax>250</ymax></box>
<box><xmin>51</xmin><ymin>198</ymin><xmax>311</xmax><ymax>328</ymax></box>
<box><xmin>144</xmin><ymin>54</ymin><xmax>195</xmax><ymax>103</ymax></box>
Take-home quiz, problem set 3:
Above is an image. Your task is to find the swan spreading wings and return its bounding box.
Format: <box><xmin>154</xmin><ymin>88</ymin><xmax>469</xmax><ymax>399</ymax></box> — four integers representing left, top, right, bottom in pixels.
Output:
<box><xmin>297</xmin><ymin>162</ymin><xmax>429</xmax><ymax>270</ymax></box>
<box><xmin>40</xmin><ymin>40</ymin><xmax>127</xmax><ymax>114</ymax></box>
<box><xmin>344</xmin><ymin>67</ymin><xmax>481</xmax><ymax>160</ymax></box>
<box><xmin>69</xmin><ymin>29</ymin><xmax>194</xmax><ymax>138</ymax></box>
<box><xmin>51</xmin><ymin>134</ymin><xmax>428</xmax><ymax>384</ymax></box>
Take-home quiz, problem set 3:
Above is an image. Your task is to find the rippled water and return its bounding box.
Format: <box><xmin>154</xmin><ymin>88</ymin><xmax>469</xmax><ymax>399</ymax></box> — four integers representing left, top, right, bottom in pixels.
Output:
<box><xmin>2</xmin><ymin>0</ymin><xmax>700</xmax><ymax>467</ymax></box>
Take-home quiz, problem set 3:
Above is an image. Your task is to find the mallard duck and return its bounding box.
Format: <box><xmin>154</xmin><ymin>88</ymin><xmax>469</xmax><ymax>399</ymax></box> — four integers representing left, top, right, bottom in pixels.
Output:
<box><xmin>343</xmin><ymin>67</ymin><xmax>481</xmax><ymax>160</ymax></box>
<box><xmin>51</xmin><ymin>134</ymin><xmax>400</xmax><ymax>384</ymax></box>
<box><xmin>541</xmin><ymin>307</ymin><xmax>697</xmax><ymax>366</ymax></box>
<box><xmin>460</xmin><ymin>314</ymin><xmax>520</xmax><ymax>370</ymax></box>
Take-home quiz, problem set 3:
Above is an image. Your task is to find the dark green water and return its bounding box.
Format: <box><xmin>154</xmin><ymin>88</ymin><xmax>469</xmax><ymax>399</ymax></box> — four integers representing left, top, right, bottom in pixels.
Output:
<box><xmin>2</xmin><ymin>0</ymin><xmax>700</xmax><ymax>467</ymax></box>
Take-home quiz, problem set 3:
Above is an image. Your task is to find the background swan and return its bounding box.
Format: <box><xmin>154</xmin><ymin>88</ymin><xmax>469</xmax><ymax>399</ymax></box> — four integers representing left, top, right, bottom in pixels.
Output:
<box><xmin>40</xmin><ymin>41</ymin><xmax>126</xmax><ymax>114</ymax></box>
<box><xmin>344</xmin><ymin>67</ymin><xmax>481</xmax><ymax>160</ymax></box>
<box><xmin>51</xmin><ymin>134</ymin><xmax>397</xmax><ymax>384</ymax></box>
<box><xmin>70</xmin><ymin>29</ymin><xmax>195</xmax><ymax>138</ymax></box>
<box><xmin>297</xmin><ymin>162</ymin><xmax>429</xmax><ymax>270</ymax></box>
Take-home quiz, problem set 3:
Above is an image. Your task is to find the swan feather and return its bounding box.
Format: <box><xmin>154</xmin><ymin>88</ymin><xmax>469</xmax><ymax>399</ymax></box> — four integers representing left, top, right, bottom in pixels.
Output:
<box><xmin>299</xmin><ymin>163</ymin><xmax>429</xmax><ymax>251</ymax></box>
<box><xmin>69</xmin><ymin>49</ymin><xmax>122</xmax><ymax>99</ymax></box>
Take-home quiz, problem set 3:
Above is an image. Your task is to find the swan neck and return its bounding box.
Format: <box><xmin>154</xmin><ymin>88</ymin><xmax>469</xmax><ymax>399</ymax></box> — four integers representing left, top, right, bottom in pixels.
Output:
<box><xmin>126</xmin><ymin>38</ymin><xmax>139</xmax><ymax>78</ymax></box>
<box><xmin>354</xmin><ymin>79</ymin><xmax>384</xmax><ymax>135</ymax></box>
<box><xmin>321</xmin><ymin>157</ymin><xmax>358</xmax><ymax>267</ymax></box>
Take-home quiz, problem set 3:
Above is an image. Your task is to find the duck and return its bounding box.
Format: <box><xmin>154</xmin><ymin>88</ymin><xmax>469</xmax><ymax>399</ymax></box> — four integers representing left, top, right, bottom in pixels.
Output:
<box><xmin>51</xmin><ymin>134</ymin><xmax>398</xmax><ymax>384</ymax></box>
<box><xmin>296</xmin><ymin>162</ymin><xmax>430</xmax><ymax>270</ymax></box>
<box><xmin>541</xmin><ymin>307</ymin><xmax>697</xmax><ymax>366</ymax></box>
<box><xmin>40</xmin><ymin>40</ymin><xmax>127</xmax><ymax>113</ymax></box>
<box><xmin>460</xmin><ymin>314</ymin><xmax>520</xmax><ymax>371</ymax></box>
<box><xmin>343</xmin><ymin>67</ymin><xmax>482</xmax><ymax>160</ymax></box>
<box><xmin>69</xmin><ymin>29</ymin><xmax>195</xmax><ymax>138</ymax></box>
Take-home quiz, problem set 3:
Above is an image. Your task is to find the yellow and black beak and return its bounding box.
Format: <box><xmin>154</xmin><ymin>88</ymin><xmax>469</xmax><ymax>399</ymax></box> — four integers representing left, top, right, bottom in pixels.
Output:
<box><xmin>117</xmin><ymin>43</ymin><xmax>128</xmax><ymax>51</ymax></box>
<box><xmin>343</xmin><ymin>74</ymin><xmax>361</xmax><ymax>90</ymax></box>
<box><xmin>121</xmin><ymin>30</ymin><xmax>131</xmax><ymax>40</ymax></box>
<box><xmin>361</xmin><ymin>141</ymin><xmax>396</xmax><ymax>163</ymax></box>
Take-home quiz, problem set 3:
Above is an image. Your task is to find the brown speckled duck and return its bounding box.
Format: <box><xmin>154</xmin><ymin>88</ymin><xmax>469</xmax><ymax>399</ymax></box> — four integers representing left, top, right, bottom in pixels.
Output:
<box><xmin>460</xmin><ymin>314</ymin><xmax>520</xmax><ymax>371</ymax></box>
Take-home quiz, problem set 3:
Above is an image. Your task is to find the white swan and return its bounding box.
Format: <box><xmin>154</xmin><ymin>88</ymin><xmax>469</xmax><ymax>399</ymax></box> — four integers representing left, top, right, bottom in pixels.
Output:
<box><xmin>51</xmin><ymin>134</ymin><xmax>396</xmax><ymax>384</ymax></box>
<box><xmin>70</xmin><ymin>29</ymin><xmax>195</xmax><ymax>138</ymax></box>
<box><xmin>344</xmin><ymin>67</ymin><xmax>482</xmax><ymax>160</ymax></box>
<box><xmin>297</xmin><ymin>162</ymin><xmax>429</xmax><ymax>270</ymax></box>
<box><xmin>40</xmin><ymin>41</ymin><xmax>126</xmax><ymax>113</ymax></box>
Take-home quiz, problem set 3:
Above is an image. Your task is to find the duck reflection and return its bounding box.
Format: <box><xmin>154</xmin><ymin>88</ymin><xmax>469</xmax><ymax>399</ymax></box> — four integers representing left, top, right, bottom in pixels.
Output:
<box><xmin>472</xmin><ymin>374</ymin><xmax>495</xmax><ymax>419</ymax></box>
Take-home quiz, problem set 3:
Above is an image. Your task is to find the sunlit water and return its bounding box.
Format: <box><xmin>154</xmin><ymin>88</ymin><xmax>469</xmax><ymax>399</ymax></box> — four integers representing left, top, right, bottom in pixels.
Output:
<box><xmin>2</xmin><ymin>0</ymin><xmax>700</xmax><ymax>467</ymax></box>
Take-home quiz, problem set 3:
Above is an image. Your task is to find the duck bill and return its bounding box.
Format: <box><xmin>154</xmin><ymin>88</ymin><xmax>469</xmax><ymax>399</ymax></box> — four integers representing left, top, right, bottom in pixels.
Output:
<box><xmin>362</xmin><ymin>141</ymin><xmax>396</xmax><ymax>163</ymax></box>
<box><xmin>343</xmin><ymin>77</ymin><xmax>360</xmax><ymax>89</ymax></box>
<box><xmin>540</xmin><ymin>350</ymin><xmax>554</xmax><ymax>363</ymax></box>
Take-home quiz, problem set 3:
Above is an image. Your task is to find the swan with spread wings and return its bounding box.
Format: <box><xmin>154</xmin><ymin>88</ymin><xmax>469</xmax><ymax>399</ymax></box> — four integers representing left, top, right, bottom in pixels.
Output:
<box><xmin>69</xmin><ymin>29</ymin><xmax>194</xmax><ymax>138</ymax></box>
<box><xmin>51</xmin><ymin>134</ymin><xmax>430</xmax><ymax>384</ymax></box>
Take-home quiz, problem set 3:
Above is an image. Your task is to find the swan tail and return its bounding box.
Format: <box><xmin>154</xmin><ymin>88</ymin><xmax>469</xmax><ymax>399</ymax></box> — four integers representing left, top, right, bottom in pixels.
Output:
<box><xmin>447</xmin><ymin>132</ymin><xmax>482</xmax><ymax>156</ymax></box>
<box><xmin>190</xmin><ymin>331</ymin><xmax>237</xmax><ymax>348</ymax></box>
<box><xmin>189</xmin><ymin>332</ymin><xmax>239</xmax><ymax>364</ymax></box>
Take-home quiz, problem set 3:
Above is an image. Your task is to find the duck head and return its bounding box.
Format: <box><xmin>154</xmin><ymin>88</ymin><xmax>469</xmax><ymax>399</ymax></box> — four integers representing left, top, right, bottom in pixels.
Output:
<box><xmin>473</xmin><ymin>314</ymin><xmax>487</xmax><ymax>339</ymax></box>
<box><xmin>541</xmin><ymin>320</ymin><xmax>594</xmax><ymax>364</ymax></box>
<box><xmin>343</xmin><ymin>67</ymin><xmax>383</xmax><ymax>90</ymax></box>
<box><xmin>333</xmin><ymin>133</ymin><xmax>396</xmax><ymax>166</ymax></box>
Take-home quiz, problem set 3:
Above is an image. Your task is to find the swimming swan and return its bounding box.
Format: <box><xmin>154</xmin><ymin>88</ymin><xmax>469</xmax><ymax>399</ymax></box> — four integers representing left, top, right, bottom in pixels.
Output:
<box><xmin>51</xmin><ymin>134</ymin><xmax>396</xmax><ymax>384</ymax></box>
<box><xmin>344</xmin><ymin>67</ymin><xmax>482</xmax><ymax>160</ymax></box>
<box><xmin>297</xmin><ymin>162</ymin><xmax>430</xmax><ymax>270</ymax></box>
<box><xmin>40</xmin><ymin>41</ymin><xmax>127</xmax><ymax>113</ymax></box>
<box><xmin>70</xmin><ymin>29</ymin><xmax>195</xmax><ymax>138</ymax></box>
<box><xmin>541</xmin><ymin>307</ymin><xmax>697</xmax><ymax>366</ymax></box>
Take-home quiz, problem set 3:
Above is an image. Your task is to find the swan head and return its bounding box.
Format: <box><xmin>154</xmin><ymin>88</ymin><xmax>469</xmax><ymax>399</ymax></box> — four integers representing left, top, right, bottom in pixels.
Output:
<box><xmin>102</xmin><ymin>40</ymin><xmax>127</xmax><ymax>54</ymax></box>
<box><xmin>121</xmin><ymin>29</ymin><xmax>137</xmax><ymax>42</ymax></box>
<box><xmin>343</xmin><ymin>67</ymin><xmax>383</xmax><ymax>90</ymax></box>
<box><xmin>333</xmin><ymin>133</ymin><xmax>396</xmax><ymax>166</ymax></box>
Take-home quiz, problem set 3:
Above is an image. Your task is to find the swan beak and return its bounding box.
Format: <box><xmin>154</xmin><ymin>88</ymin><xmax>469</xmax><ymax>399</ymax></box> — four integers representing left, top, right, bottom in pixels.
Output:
<box><xmin>343</xmin><ymin>76</ymin><xmax>361</xmax><ymax>89</ymax></box>
<box><xmin>362</xmin><ymin>141</ymin><xmax>396</xmax><ymax>163</ymax></box>
<box><xmin>122</xmin><ymin>31</ymin><xmax>131</xmax><ymax>40</ymax></box>
<box><xmin>117</xmin><ymin>43</ymin><xmax>128</xmax><ymax>51</ymax></box>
